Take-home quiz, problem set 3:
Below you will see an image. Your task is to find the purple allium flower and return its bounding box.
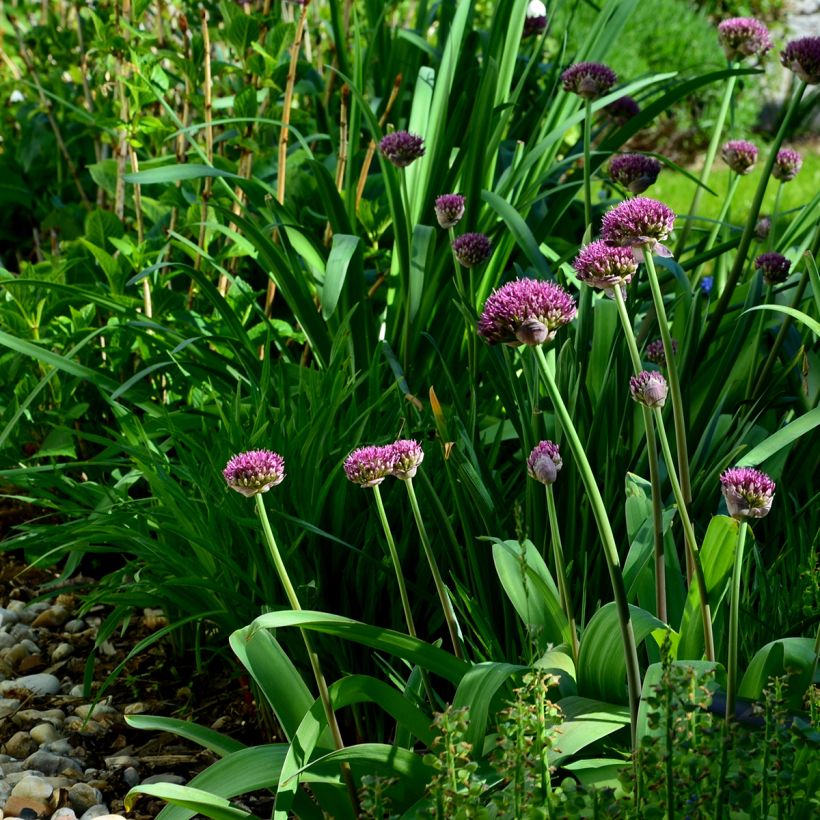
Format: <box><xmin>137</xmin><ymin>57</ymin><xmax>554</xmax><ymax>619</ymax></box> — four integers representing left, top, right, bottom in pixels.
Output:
<box><xmin>223</xmin><ymin>450</ymin><xmax>285</xmax><ymax>497</ymax></box>
<box><xmin>523</xmin><ymin>0</ymin><xmax>547</xmax><ymax>38</ymax></box>
<box><xmin>452</xmin><ymin>232</ymin><xmax>492</xmax><ymax>268</ymax></box>
<box><xmin>772</xmin><ymin>148</ymin><xmax>803</xmax><ymax>182</ymax></box>
<box><xmin>600</xmin><ymin>197</ymin><xmax>676</xmax><ymax>259</ymax></box>
<box><xmin>721</xmin><ymin>140</ymin><xmax>758</xmax><ymax>175</ymax></box>
<box><xmin>561</xmin><ymin>61</ymin><xmax>617</xmax><ymax>100</ymax></box>
<box><xmin>609</xmin><ymin>154</ymin><xmax>663</xmax><ymax>195</ymax></box>
<box><xmin>645</xmin><ymin>337</ymin><xmax>677</xmax><ymax>367</ymax></box>
<box><xmin>755</xmin><ymin>215</ymin><xmax>772</xmax><ymax>240</ymax></box>
<box><xmin>527</xmin><ymin>440</ymin><xmax>563</xmax><ymax>485</ymax></box>
<box><xmin>780</xmin><ymin>36</ymin><xmax>820</xmax><ymax>85</ymax></box>
<box><xmin>478</xmin><ymin>278</ymin><xmax>577</xmax><ymax>346</ymax></box>
<box><xmin>701</xmin><ymin>276</ymin><xmax>714</xmax><ymax>295</ymax></box>
<box><xmin>717</xmin><ymin>18</ymin><xmax>772</xmax><ymax>62</ymax></box>
<box><xmin>755</xmin><ymin>252</ymin><xmax>791</xmax><ymax>285</ymax></box>
<box><xmin>629</xmin><ymin>370</ymin><xmax>668</xmax><ymax>409</ymax></box>
<box><xmin>344</xmin><ymin>445</ymin><xmax>395</xmax><ymax>487</ymax></box>
<box><xmin>572</xmin><ymin>240</ymin><xmax>638</xmax><ymax>297</ymax></box>
<box><xmin>379</xmin><ymin>130</ymin><xmax>425</xmax><ymax>168</ymax></box>
<box><xmin>720</xmin><ymin>467</ymin><xmax>775</xmax><ymax>520</ymax></box>
<box><xmin>605</xmin><ymin>95</ymin><xmax>640</xmax><ymax>126</ymax></box>
<box><xmin>389</xmin><ymin>439</ymin><xmax>424</xmax><ymax>480</ymax></box>
<box><xmin>435</xmin><ymin>194</ymin><xmax>466</xmax><ymax>229</ymax></box>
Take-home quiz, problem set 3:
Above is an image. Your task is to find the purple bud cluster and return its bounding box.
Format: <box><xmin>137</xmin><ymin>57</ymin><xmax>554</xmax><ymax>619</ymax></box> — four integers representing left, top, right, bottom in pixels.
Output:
<box><xmin>527</xmin><ymin>441</ymin><xmax>563</xmax><ymax>485</ymax></box>
<box><xmin>629</xmin><ymin>370</ymin><xmax>668</xmax><ymax>409</ymax></box>
<box><xmin>717</xmin><ymin>18</ymin><xmax>772</xmax><ymax>61</ymax></box>
<box><xmin>379</xmin><ymin>130</ymin><xmax>425</xmax><ymax>168</ymax></box>
<box><xmin>223</xmin><ymin>450</ymin><xmax>286</xmax><ymax>497</ymax></box>
<box><xmin>645</xmin><ymin>338</ymin><xmax>677</xmax><ymax>367</ymax></box>
<box><xmin>452</xmin><ymin>232</ymin><xmax>492</xmax><ymax>267</ymax></box>
<box><xmin>721</xmin><ymin>140</ymin><xmax>758</xmax><ymax>175</ymax></box>
<box><xmin>781</xmin><ymin>36</ymin><xmax>820</xmax><ymax>85</ymax></box>
<box><xmin>435</xmin><ymin>194</ymin><xmax>466</xmax><ymax>228</ymax></box>
<box><xmin>572</xmin><ymin>240</ymin><xmax>638</xmax><ymax>296</ymax></box>
<box><xmin>720</xmin><ymin>467</ymin><xmax>775</xmax><ymax>520</ymax></box>
<box><xmin>344</xmin><ymin>440</ymin><xmax>425</xmax><ymax>487</ymax></box>
<box><xmin>772</xmin><ymin>148</ymin><xmax>802</xmax><ymax>182</ymax></box>
<box><xmin>609</xmin><ymin>154</ymin><xmax>662</xmax><ymax>194</ymax></box>
<box><xmin>600</xmin><ymin>197</ymin><xmax>676</xmax><ymax>258</ymax></box>
<box><xmin>561</xmin><ymin>62</ymin><xmax>617</xmax><ymax>100</ymax></box>
<box><xmin>755</xmin><ymin>252</ymin><xmax>791</xmax><ymax>285</ymax></box>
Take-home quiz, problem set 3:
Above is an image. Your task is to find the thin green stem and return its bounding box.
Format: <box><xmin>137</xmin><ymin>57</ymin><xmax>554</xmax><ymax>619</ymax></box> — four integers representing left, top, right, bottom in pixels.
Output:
<box><xmin>675</xmin><ymin>69</ymin><xmax>737</xmax><ymax>256</ymax></box>
<box><xmin>613</xmin><ymin>286</ymin><xmax>667</xmax><ymax>622</ymax></box>
<box><xmin>643</xmin><ymin>250</ymin><xmax>692</xmax><ymax>505</ymax></box>
<box><xmin>745</xmin><ymin>282</ymin><xmax>772</xmax><ymax>400</ymax></box>
<box><xmin>254</xmin><ymin>494</ymin><xmax>359</xmax><ymax>813</ymax></box>
<box><xmin>399</xmin><ymin>167</ymin><xmax>413</xmax><ymax>366</ymax></box>
<box><xmin>371</xmin><ymin>484</ymin><xmax>437</xmax><ymax>706</ymax></box>
<box><xmin>583</xmin><ymin>98</ymin><xmax>592</xmax><ymax>230</ymax></box>
<box><xmin>771</xmin><ymin>180</ymin><xmax>784</xmax><ymax>249</ymax></box>
<box><xmin>532</xmin><ymin>344</ymin><xmax>641</xmax><ymax>746</ymax></box>
<box><xmin>696</xmin><ymin>172</ymin><xmax>740</xmax><ymax>291</ymax></box>
<box><xmin>651</xmin><ymin>409</ymin><xmax>715</xmax><ymax>661</ymax></box>
<box><xmin>726</xmin><ymin>519</ymin><xmax>749</xmax><ymax>721</ymax></box>
<box><xmin>404</xmin><ymin>477</ymin><xmax>464</xmax><ymax>659</ymax></box>
<box><xmin>545</xmin><ymin>484</ymin><xmax>579</xmax><ymax>666</ymax></box>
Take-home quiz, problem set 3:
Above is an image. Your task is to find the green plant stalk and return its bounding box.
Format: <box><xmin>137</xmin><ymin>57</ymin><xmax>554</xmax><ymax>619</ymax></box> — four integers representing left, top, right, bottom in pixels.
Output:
<box><xmin>371</xmin><ymin>484</ymin><xmax>437</xmax><ymax>706</ymax></box>
<box><xmin>449</xmin><ymin>226</ymin><xmax>477</xmax><ymax>436</ymax></box>
<box><xmin>651</xmin><ymin>407</ymin><xmax>715</xmax><ymax>662</ymax></box>
<box><xmin>583</xmin><ymin>98</ymin><xmax>592</xmax><ymax>230</ymax></box>
<box><xmin>695</xmin><ymin>172</ymin><xmax>741</xmax><ymax>291</ymax></box>
<box><xmin>745</xmin><ymin>282</ymin><xmax>772</xmax><ymax>400</ymax></box>
<box><xmin>726</xmin><ymin>519</ymin><xmax>748</xmax><ymax>721</ymax></box>
<box><xmin>254</xmin><ymin>494</ymin><xmax>359</xmax><ymax>813</ymax></box>
<box><xmin>613</xmin><ymin>286</ymin><xmax>667</xmax><ymax>622</ymax></box>
<box><xmin>701</xmin><ymin>80</ymin><xmax>807</xmax><ymax>352</ymax></box>
<box><xmin>399</xmin><ymin>167</ymin><xmax>413</xmax><ymax>366</ymax></box>
<box><xmin>643</xmin><ymin>249</ymin><xmax>692</xmax><ymax>505</ymax></box>
<box><xmin>403</xmin><ymin>477</ymin><xmax>464</xmax><ymax>659</ymax></box>
<box><xmin>674</xmin><ymin>69</ymin><xmax>737</xmax><ymax>256</ymax></box>
<box><xmin>545</xmin><ymin>484</ymin><xmax>580</xmax><ymax>666</ymax></box>
<box><xmin>533</xmin><ymin>344</ymin><xmax>641</xmax><ymax>746</ymax></box>
<box><xmin>770</xmin><ymin>179</ymin><xmax>784</xmax><ymax>249</ymax></box>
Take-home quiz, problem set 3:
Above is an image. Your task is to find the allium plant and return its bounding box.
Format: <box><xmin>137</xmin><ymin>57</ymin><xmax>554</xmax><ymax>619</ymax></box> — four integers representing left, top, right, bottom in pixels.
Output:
<box><xmin>522</xmin><ymin>0</ymin><xmax>547</xmax><ymax>39</ymax></box>
<box><xmin>452</xmin><ymin>232</ymin><xmax>492</xmax><ymax>268</ymax></box>
<box><xmin>343</xmin><ymin>445</ymin><xmax>394</xmax><ymax>487</ymax></box>
<box><xmin>434</xmin><ymin>194</ymin><xmax>466</xmax><ymax>229</ymax></box>
<box><xmin>561</xmin><ymin>62</ymin><xmax>617</xmax><ymax>100</ymax></box>
<box><xmin>755</xmin><ymin>215</ymin><xmax>772</xmax><ymax>240</ymax></box>
<box><xmin>223</xmin><ymin>450</ymin><xmax>285</xmax><ymax>497</ymax></box>
<box><xmin>717</xmin><ymin>18</ymin><xmax>772</xmax><ymax>62</ymax></box>
<box><xmin>721</xmin><ymin>139</ymin><xmax>759</xmax><ymax>175</ymax></box>
<box><xmin>605</xmin><ymin>95</ymin><xmax>640</xmax><ymax>126</ymax></box>
<box><xmin>772</xmin><ymin>148</ymin><xmax>802</xmax><ymax>182</ymax></box>
<box><xmin>572</xmin><ymin>240</ymin><xmax>638</xmax><ymax>298</ymax></box>
<box><xmin>600</xmin><ymin>196</ymin><xmax>675</xmax><ymax>259</ymax></box>
<box><xmin>609</xmin><ymin>154</ymin><xmax>662</xmax><ymax>194</ymax></box>
<box><xmin>755</xmin><ymin>252</ymin><xmax>791</xmax><ymax>285</ymax></box>
<box><xmin>378</xmin><ymin>130</ymin><xmax>425</xmax><ymax>167</ymax></box>
<box><xmin>780</xmin><ymin>36</ymin><xmax>820</xmax><ymax>85</ymax></box>
<box><xmin>629</xmin><ymin>370</ymin><xmax>668</xmax><ymax>409</ymax></box>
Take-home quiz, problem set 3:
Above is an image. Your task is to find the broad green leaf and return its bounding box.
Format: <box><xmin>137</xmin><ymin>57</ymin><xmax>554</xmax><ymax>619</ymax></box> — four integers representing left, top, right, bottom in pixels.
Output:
<box><xmin>125</xmin><ymin>784</ymin><xmax>255</xmax><ymax>820</ymax></box>
<box><xmin>124</xmin><ymin>163</ymin><xmax>240</xmax><ymax>185</ymax></box>
<box><xmin>742</xmin><ymin>304</ymin><xmax>820</xmax><ymax>337</ymax></box>
<box><xmin>552</xmin><ymin>696</ymin><xmax>630</xmax><ymax>764</ymax></box>
<box><xmin>737</xmin><ymin>407</ymin><xmax>820</xmax><ymax>467</ymax></box>
<box><xmin>125</xmin><ymin>715</ymin><xmax>245</xmax><ymax>757</ymax></box>
<box><xmin>409</xmin><ymin>225</ymin><xmax>434</xmax><ymax>322</ymax></box>
<box><xmin>562</xmin><ymin>758</ymin><xmax>627</xmax><ymax>789</ymax></box>
<box><xmin>322</xmin><ymin>234</ymin><xmax>360</xmax><ymax>319</ymax></box>
<box><xmin>738</xmin><ymin>638</ymin><xmax>815</xmax><ymax>709</ymax></box>
<box><xmin>535</xmin><ymin>649</ymin><xmax>577</xmax><ymax>697</ymax></box>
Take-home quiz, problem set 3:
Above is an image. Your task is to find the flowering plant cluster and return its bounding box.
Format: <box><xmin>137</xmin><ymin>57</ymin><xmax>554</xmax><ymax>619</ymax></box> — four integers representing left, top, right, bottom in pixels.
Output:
<box><xmin>344</xmin><ymin>439</ymin><xmax>425</xmax><ymax>486</ymax></box>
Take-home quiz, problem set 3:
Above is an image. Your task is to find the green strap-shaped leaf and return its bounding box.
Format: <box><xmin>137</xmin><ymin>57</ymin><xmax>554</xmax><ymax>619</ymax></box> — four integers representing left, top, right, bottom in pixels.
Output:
<box><xmin>552</xmin><ymin>696</ymin><xmax>630</xmax><ymax>765</ymax></box>
<box><xmin>125</xmin><ymin>715</ymin><xmax>245</xmax><ymax>757</ymax></box>
<box><xmin>124</xmin><ymin>163</ymin><xmax>241</xmax><ymax>185</ymax></box>
<box><xmin>738</xmin><ymin>638</ymin><xmax>815</xmax><ymax>709</ymax></box>
<box><xmin>742</xmin><ymin>304</ymin><xmax>820</xmax><ymax>337</ymax></box>
<box><xmin>125</xmin><ymin>783</ymin><xmax>256</xmax><ymax>820</ymax></box>
<box><xmin>322</xmin><ymin>234</ymin><xmax>360</xmax><ymax>320</ymax></box>
<box><xmin>737</xmin><ymin>406</ymin><xmax>820</xmax><ymax>467</ymax></box>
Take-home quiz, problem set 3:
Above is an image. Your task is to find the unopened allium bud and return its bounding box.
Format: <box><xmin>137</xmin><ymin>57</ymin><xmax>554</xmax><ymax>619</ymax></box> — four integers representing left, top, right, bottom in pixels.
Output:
<box><xmin>605</xmin><ymin>95</ymin><xmax>640</xmax><ymax>126</ymax></box>
<box><xmin>523</xmin><ymin>0</ymin><xmax>547</xmax><ymax>38</ymax></box>
<box><xmin>609</xmin><ymin>154</ymin><xmax>662</xmax><ymax>194</ymax></box>
<box><xmin>755</xmin><ymin>215</ymin><xmax>771</xmax><ymax>240</ymax></box>
<box><xmin>478</xmin><ymin>278</ymin><xmax>577</xmax><ymax>346</ymax></box>
<box><xmin>720</xmin><ymin>467</ymin><xmax>775</xmax><ymax>520</ymax></box>
<box><xmin>721</xmin><ymin>140</ymin><xmax>758</xmax><ymax>175</ymax></box>
<box><xmin>452</xmin><ymin>232</ymin><xmax>492</xmax><ymax>268</ymax></box>
<box><xmin>224</xmin><ymin>450</ymin><xmax>285</xmax><ymax>497</ymax></box>
<box><xmin>435</xmin><ymin>194</ymin><xmax>466</xmax><ymax>229</ymax></box>
<box><xmin>645</xmin><ymin>337</ymin><xmax>677</xmax><ymax>367</ymax></box>
<box><xmin>561</xmin><ymin>62</ymin><xmax>617</xmax><ymax>100</ymax></box>
<box><xmin>379</xmin><ymin>130</ymin><xmax>425</xmax><ymax>168</ymax></box>
<box><xmin>344</xmin><ymin>445</ymin><xmax>394</xmax><ymax>487</ymax></box>
<box><xmin>389</xmin><ymin>439</ymin><xmax>424</xmax><ymax>480</ymax></box>
<box><xmin>772</xmin><ymin>148</ymin><xmax>802</xmax><ymax>182</ymax></box>
<box><xmin>600</xmin><ymin>197</ymin><xmax>676</xmax><ymax>259</ymax></box>
<box><xmin>572</xmin><ymin>240</ymin><xmax>638</xmax><ymax>297</ymax></box>
<box><xmin>629</xmin><ymin>370</ymin><xmax>668</xmax><ymax>409</ymax></box>
<box><xmin>527</xmin><ymin>441</ymin><xmax>563</xmax><ymax>485</ymax></box>
<box><xmin>717</xmin><ymin>18</ymin><xmax>772</xmax><ymax>62</ymax></box>
<box><xmin>755</xmin><ymin>252</ymin><xmax>791</xmax><ymax>285</ymax></box>
<box><xmin>781</xmin><ymin>36</ymin><xmax>820</xmax><ymax>85</ymax></box>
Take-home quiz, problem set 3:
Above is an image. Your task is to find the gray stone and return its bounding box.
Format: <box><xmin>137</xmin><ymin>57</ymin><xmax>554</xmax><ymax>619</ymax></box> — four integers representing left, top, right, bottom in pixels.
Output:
<box><xmin>140</xmin><ymin>773</ymin><xmax>186</xmax><ymax>785</ymax></box>
<box><xmin>7</xmin><ymin>600</ymin><xmax>36</xmax><ymax>622</ymax></box>
<box><xmin>40</xmin><ymin>709</ymin><xmax>65</xmax><ymax>727</ymax></box>
<box><xmin>2</xmin><ymin>759</ymin><xmax>27</xmax><ymax>774</ymax></box>
<box><xmin>20</xmin><ymin>638</ymin><xmax>41</xmax><ymax>654</ymax></box>
<box><xmin>0</xmin><ymin>606</ymin><xmax>21</xmax><ymax>626</ymax></box>
<box><xmin>1</xmin><ymin>643</ymin><xmax>30</xmax><ymax>667</ymax></box>
<box><xmin>12</xmin><ymin>675</ymin><xmax>61</xmax><ymax>697</ymax></box>
<box><xmin>68</xmin><ymin>783</ymin><xmax>103</xmax><ymax>815</ymax></box>
<box><xmin>11</xmin><ymin>775</ymin><xmax>54</xmax><ymax>802</ymax></box>
<box><xmin>3</xmin><ymin>730</ymin><xmax>38</xmax><ymax>758</ymax></box>
<box><xmin>42</xmin><ymin>740</ymin><xmax>74</xmax><ymax>757</ymax></box>
<box><xmin>30</xmin><ymin>723</ymin><xmax>60</xmax><ymax>745</ymax></box>
<box><xmin>78</xmin><ymin>807</ymin><xmax>111</xmax><ymax>820</ymax></box>
<box><xmin>51</xmin><ymin>809</ymin><xmax>78</xmax><ymax>820</ymax></box>
<box><xmin>103</xmin><ymin>755</ymin><xmax>138</xmax><ymax>769</ymax></box>
<box><xmin>63</xmin><ymin>620</ymin><xmax>86</xmax><ymax>635</ymax></box>
<box><xmin>68</xmin><ymin>685</ymin><xmax>85</xmax><ymax>698</ymax></box>
<box><xmin>0</xmin><ymin>696</ymin><xmax>22</xmax><ymax>718</ymax></box>
<box><xmin>72</xmin><ymin>704</ymin><xmax>117</xmax><ymax>722</ymax></box>
<box><xmin>23</xmin><ymin>750</ymin><xmax>82</xmax><ymax>777</ymax></box>
<box><xmin>50</xmin><ymin>644</ymin><xmax>73</xmax><ymax>663</ymax></box>
<box><xmin>10</xmin><ymin>623</ymin><xmax>36</xmax><ymax>641</ymax></box>
<box><xmin>122</xmin><ymin>767</ymin><xmax>140</xmax><ymax>788</ymax></box>
<box><xmin>0</xmin><ymin>629</ymin><xmax>18</xmax><ymax>647</ymax></box>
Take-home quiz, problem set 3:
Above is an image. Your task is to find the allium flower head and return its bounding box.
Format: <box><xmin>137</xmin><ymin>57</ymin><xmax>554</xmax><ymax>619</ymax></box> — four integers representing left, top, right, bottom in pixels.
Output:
<box><xmin>755</xmin><ymin>252</ymin><xmax>791</xmax><ymax>285</ymax></box>
<box><xmin>600</xmin><ymin>197</ymin><xmax>676</xmax><ymax>259</ymax></box>
<box><xmin>772</xmin><ymin>148</ymin><xmax>802</xmax><ymax>182</ymax></box>
<box><xmin>452</xmin><ymin>232</ymin><xmax>492</xmax><ymax>268</ymax></box>
<box><xmin>755</xmin><ymin>215</ymin><xmax>771</xmax><ymax>240</ymax></box>
<box><xmin>720</xmin><ymin>467</ymin><xmax>775</xmax><ymax>520</ymax></box>
<box><xmin>721</xmin><ymin>140</ymin><xmax>758</xmax><ymax>175</ymax></box>
<box><xmin>645</xmin><ymin>337</ymin><xmax>677</xmax><ymax>367</ymax></box>
<box><xmin>379</xmin><ymin>130</ymin><xmax>425</xmax><ymax>168</ymax></box>
<box><xmin>780</xmin><ymin>36</ymin><xmax>820</xmax><ymax>85</ymax></box>
<box><xmin>572</xmin><ymin>240</ymin><xmax>638</xmax><ymax>297</ymax></box>
<box><xmin>527</xmin><ymin>441</ymin><xmax>563</xmax><ymax>486</ymax></box>
<box><xmin>609</xmin><ymin>154</ymin><xmax>662</xmax><ymax>194</ymax></box>
<box><xmin>224</xmin><ymin>450</ymin><xmax>285</xmax><ymax>497</ymax></box>
<box><xmin>523</xmin><ymin>0</ymin><xmax>547</xmax><ymax>38</ymax></box>
<box><xmin>389</xmin><ymin>439</ymin><xmax>424</xmax><ymax>480</ymax></box>
<box><xmin>435</xmin><ymin>194</ymin><xmax>466</xmax><ymax>229</ymax></box>
<box><xmin>344</xmin><ymin>445</ymin><xmax>394</xmax><ymax>487</ymax></box>
<box><xmin>478</xmin><ymin>278</ymin><xmax>577</xmax><ymax>346</ymax></box>
<box><xmin>561</xmin><ymin>62</ymin><xmax>617</xmax><ymax>100</ymax></box>
<box><xmin>629</xmin><ymin>370</ymin><xmax>668</xmax><ymax>409</ymax></box>
<box><xmin>605</xmin><ymin>95</ymin><xmax>640</xmax><ymax>126</ymax></box>
<box><xmin>717</xmin><ymin>18</ymin><xmax>772</xmax><ymax>61</ymax></box>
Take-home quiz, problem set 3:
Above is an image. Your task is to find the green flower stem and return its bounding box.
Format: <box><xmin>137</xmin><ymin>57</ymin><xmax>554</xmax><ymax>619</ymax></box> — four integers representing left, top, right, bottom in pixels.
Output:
<box><xmin>696</xmin><ymin>172</ymin><xmax>741</xmax><ymax>291</ymax></box>
<box><xmin>643</xmin><ymin>249</ymin><xmax>692</xmax><ymax>506</ymax></box>
<box><xmin>583</xmin><ymin>98</ymin><xmax>593</xmax><ymax>230</ymax></box>
<box><xmin>701</xmin><ymin>79</ymin><xmax>807</xmax><ymax>354</ymax></box>
<box><xmin>651</xmin><ymin>408</ymin><xmax>715</xmax><ymax>662</ymax></box>
<box><xmin>254</xmin><ymin>494</ymin><xmax>359</xmax><ymax>813</ymax></box>
<box><xmin>726</xmin><ymin>519</ymin><xmax>749</xmax><ymax>721</ymax></box>
<box><xmin>532</xmin><ymin>344</ymin><xmax>641</xmax><ymax>746</ymax></box>
<box><xmin>403</xmin><ymin>477</ymin><xmax>464</xmax><ymax>659</ymax></box>
<box><xmin>771</xmin><ymin>180</ymin><xmax>784</xmax><ymax>249</ymax></box>
<box><xmin>399</xmin><ymin>167</ymin><xmax>413</xmax><ymax>366</ymax></box>
<box><xmin>613</xmin><ymin>286</ymin><xmax>667</xmax><ymax>622</ymax></box>
<box><xmin>744</xmin><ymin>282</ymin><xmax>772</xmax><ymax>400</ymax></box>
<box><xmin>545</xmin><ymin>484</ymin><xmax>580</xmax><ymax>666</ymax></box>
<box><xmin>371</xmin><ymin>484</ymin><xmax>437</xmax><ymax>707</ymax></box>
<box><xmin>675</xmin><ymin>69</ymin><xmax>737</xmax><ymax>256</ymax></box>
